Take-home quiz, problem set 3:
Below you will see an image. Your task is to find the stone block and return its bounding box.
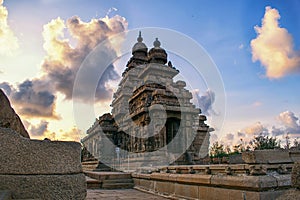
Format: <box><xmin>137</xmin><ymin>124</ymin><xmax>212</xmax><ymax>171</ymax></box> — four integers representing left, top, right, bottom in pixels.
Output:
<box><xmin>242</xmin><ymin>150</ymin><xmax>293</xmax><ymax>164</ymax></box>
<box><xmin>276</xmin><ymin>189</ymin><xmax>300</xmax><ymax>200</ymax></box>
<box><xmin>273</xmin><ymin>174</ymin><xmax>291</xmax><ymax>187</ymax></box>
<box><xmin>211</xmin><ymin>175</ymin><xmax>277</xmax><ymax>190</ymax></box>
<box><xmin>229</xmin><ymin>154</ymin><xmax>245</xmax><ymax>164</ymax></box>
<box><xmin>139</xmin><ymin>179</ymin><xmax>154</xmax><ymax>191</ymax></box>
<box><xmin>155</xmin><ymin>181</ymin><xmax>175</xmax><ymax>195</ymax></box>
<box><xmin>175</xmin><ymin>183</ymin><xmax>199</xmax><ymax>199</ymax></box>
<box><xmin>0</xmin><ymin>128</ymin><xmax>82</xmax><ymax>175</ymax></box>
<box><xmin>151</xmin><ymin>173</ymin><xmax>170</xmax><ymax>181</ymax></box>
<box><xmin>291</xmin><ymin>162</ymin><xmax>300</xmax><ymax>188</ymax></box>
<box><xmin>290</xmin><ymin>151</ymin><xmax>300</xmax><ymax>162</ymax></box>
<box><xmin>132</xmin><ymin>178</ymin><xmax>140</xmax><ymax>187</ymax></box>
<box><xmin>176</xmin><ymin>174</ymin><xmax>211</xmax><ymax>184</ymax></box>
<box><xmin>0</xmin><ymin>190</ymin><xmax>12</xmax><ymax>200</ymax></box>
<box><xmin>0</xmin><ymin>174</ymin><xmax>86</xmax><ymax>200</ymax></box>
<box><xmin>199</xmin><ymin>186</ymin><xmax>259</xmax><ymax>200</ymax></box>
<box><xmin>259</xmin><ymin>190</ymin><xmax>286</xmax><ymax>200</ymax></box>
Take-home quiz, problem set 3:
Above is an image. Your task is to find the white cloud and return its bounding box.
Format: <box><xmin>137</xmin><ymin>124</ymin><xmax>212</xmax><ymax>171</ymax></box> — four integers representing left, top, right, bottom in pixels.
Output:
<box><xmin>0</xmin><ymin>0</ymin><xmax>19</xmax><ymax>56</ymax></box>
<box><xmin>251</xmin><ymin>6</ymin><xmax>300</xmax><ymax>78</ymax></box>
<box><xmin>193</xmin><ymin>89</ymin><xmax>216</xmax><ymax>115</ymax></box>
<box><xmin>1</xmin><ymin>14</ymin><xmax>127</xmax><ymax>119</ymax></box>
<box><xmin>243</xmin><ymin>122</ymin><xmax>268</xmax><ymax>136</ymax></box>
<box><xmin>277</xmin><ymin>110</ymin><xmax>300</xmax><ymax>133</ymax></box>
<box><xmin>41</xmin><ymin>15</ymin><xmax>127</xmax><ymax>101</ymax></box>
<box><xmin>221</xmin><ymin>111</ymin><xmax>300</xmax><ymax>148</ymax></box>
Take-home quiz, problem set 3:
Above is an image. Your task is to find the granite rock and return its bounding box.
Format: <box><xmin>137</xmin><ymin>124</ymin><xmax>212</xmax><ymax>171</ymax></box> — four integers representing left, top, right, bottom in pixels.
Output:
<box><xmin>291</xmin><ymin>161</ymin><xmax>300</xmax><ymax>188</ymax></box>
<box><xmin>0</xmin><ymin>174</ymin><xmax>86</xmax><ymax>200</ymax></box>
<box><xmin>0</xmin><ymin>128</ymin><xmax>82</xmax><ymax>174</ymax></box>
<box><xmin>0</xmin><ymin>89</ymin><xmax>29</xmax><ymax>138</ymax></box>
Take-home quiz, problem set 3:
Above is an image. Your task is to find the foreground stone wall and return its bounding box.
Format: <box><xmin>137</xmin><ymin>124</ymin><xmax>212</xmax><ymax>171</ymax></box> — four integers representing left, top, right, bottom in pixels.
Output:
<box><xmin>132</xmin><ymin>164</ymin><xmax>292</xmax><ymax>200</ymax></box>
<box><xmin>0</xmin><ymin>128</ymin><xmax>86</xmax><ymax>199</ymax></box>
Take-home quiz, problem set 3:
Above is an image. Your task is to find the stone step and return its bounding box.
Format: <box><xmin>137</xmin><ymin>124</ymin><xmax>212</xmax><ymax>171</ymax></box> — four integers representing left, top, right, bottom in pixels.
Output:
<box><xmin>102</xmin><ymin>182</ymin><xmax>135</xmax><ymax>189</ymax></box>
<box><xmin>0</xmin><ymin>190</ymin><xmax>12</xmax><ymax>200</ymax></box>
<box><xmin>84</xmin><ymin>171</ymin><xmax>134</xmax><ymax>189</ymax></box>
<box><xmin>86</xmin><ymin>176</ymin><xmax>101</xmax><ymax>189</ymax></box>
<box><xmin>103</xmin><ymin>178</ymin><xmax>134</xmax><ymax>184</ymax></box>
<box><xmin>84</xmin><ymin>171</ymin><xmax>132</xmax><ymax>181</ymax></box>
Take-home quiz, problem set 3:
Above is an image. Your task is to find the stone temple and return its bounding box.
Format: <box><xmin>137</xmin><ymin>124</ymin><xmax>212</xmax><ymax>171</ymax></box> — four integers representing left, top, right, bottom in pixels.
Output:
<box><xmin>81</xmin><ymin>32</ymin><xmax>212</xmax><ymax>169</ymax></box>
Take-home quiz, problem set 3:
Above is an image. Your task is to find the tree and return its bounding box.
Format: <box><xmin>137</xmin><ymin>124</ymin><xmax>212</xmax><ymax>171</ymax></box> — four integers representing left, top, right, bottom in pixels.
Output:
<box><xmin>249</xmin><ymin>134</ymin><xmax>279</xmax><ymax>150</ymax></box>
<box><xmin>210</xmin><ymin>141</ymin><xmax>226</xmax><ymax>158</ymax></box>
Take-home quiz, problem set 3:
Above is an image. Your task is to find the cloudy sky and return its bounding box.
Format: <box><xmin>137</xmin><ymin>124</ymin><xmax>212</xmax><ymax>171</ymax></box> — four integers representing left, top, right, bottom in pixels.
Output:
<box><xmin>0</xmin><ymin>0</ymin><xmax>299</xmax><ymax>146</ymax></box>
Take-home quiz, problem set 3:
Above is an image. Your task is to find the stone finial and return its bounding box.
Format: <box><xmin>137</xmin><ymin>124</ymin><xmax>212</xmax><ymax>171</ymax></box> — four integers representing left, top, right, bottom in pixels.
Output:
<box><xmin>189</xmin><ymin>166</ymin><xmax>195</xmax><ymax>174</ymax></box>
<box><xmin>204</xmin><ymin>167</ymin><xmax>211</xmax><ymax>175</ymax></box>
<box><xmin>249</xmin><ymin>165</ymin><xmax>267</xmax><ymax>176</ymax></box>
<box><xmin>137</xmin><ymin>31</ymin><xmax>143</xmax><ymax>42</ymax></box>
<box><xmin>153</xmin><ymin>38</ymin><xmax>161</xmax><ymax>47</ymax></box>
<box><xmin>225</xmin><ymin>166</ymin><xmax>232</xmax><ymax>175</ymax></box>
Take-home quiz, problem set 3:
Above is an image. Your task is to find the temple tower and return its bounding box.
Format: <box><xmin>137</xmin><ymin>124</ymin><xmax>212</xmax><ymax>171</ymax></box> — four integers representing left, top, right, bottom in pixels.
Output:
<box><xmin>82</xmin><ymin>32</ymin><xmax>212</xmax><ymax>168</ymax></box>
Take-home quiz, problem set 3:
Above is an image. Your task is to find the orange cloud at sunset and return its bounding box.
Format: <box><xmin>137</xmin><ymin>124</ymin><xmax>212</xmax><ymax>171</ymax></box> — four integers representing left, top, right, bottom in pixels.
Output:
<box><xmin>0</xmin><ymin>6</ymin><xmax>128</xmax><ymax>141</ymax></box>
<box><xmin>251</xmin><ymin>6</ymin><xmax>300</xmax><ymax>78</ymax></box>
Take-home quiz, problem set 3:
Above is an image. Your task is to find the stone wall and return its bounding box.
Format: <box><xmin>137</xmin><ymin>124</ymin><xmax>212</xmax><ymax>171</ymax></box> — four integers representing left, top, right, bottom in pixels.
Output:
<box><xmin>0</xmin><ymin>128</ymin><xmax>86</xmax><ymax>199</ymax></box>
<box><xmin>132</xmin><ymin>164</ymin><xmax>292</xmax><ymax>200</ymax></box>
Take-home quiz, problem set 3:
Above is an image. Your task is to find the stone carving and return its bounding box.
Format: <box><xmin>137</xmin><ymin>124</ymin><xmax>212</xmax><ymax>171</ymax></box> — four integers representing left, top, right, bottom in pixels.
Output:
<box><xmin>204</xmin><ymin>167</ymin><xmax>211</xmax><ymax>175</ymax></box>
<box><xmin>82</xmin><ymin>33</ymin><xmax>212</xmax><ymax>167</ymax></box>
<box><xmin>278</xmin><ymin>164</ymin><xmax>289</xmax><ymax>174</ymax></box>
<box><xmin>0</xmin><ymin>89</ymin><xmax>29</xmax><ymax>138</ymax></box>
<box><xmin>225</xmin><ymin>166</ymin><xmax>232</xmax><ymax>175</ymax></box>
<box><xmin>249</xmin><ymin>165</ymin><xmax>267</xmax><ymax>176</ymax></box>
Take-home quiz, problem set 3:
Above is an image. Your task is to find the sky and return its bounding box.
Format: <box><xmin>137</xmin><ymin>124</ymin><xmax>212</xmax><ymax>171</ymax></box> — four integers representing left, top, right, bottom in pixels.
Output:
<box><xmin>0</xmin><ymin>0</ymin><xmax>300</xmax><ymax>147</ymax></box>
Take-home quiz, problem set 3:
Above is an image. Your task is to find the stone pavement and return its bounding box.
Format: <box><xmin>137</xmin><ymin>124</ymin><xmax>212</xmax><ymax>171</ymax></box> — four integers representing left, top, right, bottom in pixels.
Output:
<box><xmin>86</xmin><ymin>189</ymin><xmax>169</xmax><ymax>200</ymax></box>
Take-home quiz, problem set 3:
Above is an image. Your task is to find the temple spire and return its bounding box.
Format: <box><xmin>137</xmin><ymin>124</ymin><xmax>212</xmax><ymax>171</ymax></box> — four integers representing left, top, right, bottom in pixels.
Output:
<box><xmin>137</xmin><ymin>31</ymin><xmax>143</xmax><ymax>42</ymax></box>
<box><xmin>153</xmin><ymin>38</ymin><xmax>161</xmax><ymax>47</ymax></box>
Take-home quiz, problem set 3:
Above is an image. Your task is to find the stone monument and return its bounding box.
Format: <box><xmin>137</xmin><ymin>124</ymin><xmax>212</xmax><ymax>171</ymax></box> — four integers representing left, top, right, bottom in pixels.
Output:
<box><xmin>82</xmin><ymin>32</ymin><xmax>212</xmax><ymax>169</ymax></box>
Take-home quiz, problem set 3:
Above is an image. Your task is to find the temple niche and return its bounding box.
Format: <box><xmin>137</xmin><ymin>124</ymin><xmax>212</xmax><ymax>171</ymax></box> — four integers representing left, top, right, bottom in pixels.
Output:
<box><xmin>81</xmin><ymin>32</ymin><xmax>212</xmax><ymax>169</ymax></box>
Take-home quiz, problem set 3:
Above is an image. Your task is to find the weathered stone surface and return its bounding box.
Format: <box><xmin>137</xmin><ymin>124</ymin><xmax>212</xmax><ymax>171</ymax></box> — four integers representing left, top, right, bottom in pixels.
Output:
<box><xmin>0</xmin><ymin>128</ymin><xmax>82</xmax><ymax>174</ymax></box>
<box><xmin>229</xmin><ymin>154</ymin><xmax>245</xmax><ymax>164</ymax></box>
<box><xmin>291</xmin><ymin>161</ymin><xmax>300</xmax><ymax>188</ymax></box>
<box><xmin>242</xmin><ymin>150</ymin><xmax>293</xmax><ymax>164</ymax></box>
<box><xmin>175</xmin><ymin>174</ymin><xmax>211</xmax><ymax>184</ymax></box>
<box><xmin>0</xmin><ymin>90</ymin><xmax>29</xmax><ymax>138</ymax></box>
<box><xmin>211</xmin><ymin>175</ymin><xmax>277</xmax><ymax>189</ymax></box>
<box><xmin>289</xmin><ymin>151</ymin><xmax>300</xmax><ymax>162</ymax></box>
<box><xmin>0</xmin><ymin>174</ymin><xmax>86</xmax><ymax>200</ymax></box>
<box><xmin>175</xmin><ymin>183</ymin><xmax>199</xmax><ymax>199</ymax></box>
<box><xmin>86</xmin><ymin>189</ymin><xmax>169</xmax><ymax>200</ymax></box>
<box><xmin>0</xmin><ymin>190</ymin><xmax>12</xmax><ymax>200</ymax></box>
<box><xmin>155</xmin><ymin>181</ymin><xmax>175</xmax><ymax>196</ymax></box>
<box><xmin>276</xmin><ymin>189</ymin><xmax>300</xmax><ymax>200</ymax></box>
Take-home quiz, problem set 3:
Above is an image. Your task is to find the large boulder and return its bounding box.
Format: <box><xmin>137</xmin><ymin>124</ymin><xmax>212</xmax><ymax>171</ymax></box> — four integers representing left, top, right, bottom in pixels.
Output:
<box><xmin>0</xmin><ymin>89</ymin><xmax>29</xmax><ymax>138</ymax></box>
<box><xmin>0</xmin><ymin>128</ymin><xmax>87</xmax><ymax>199</ymax></box>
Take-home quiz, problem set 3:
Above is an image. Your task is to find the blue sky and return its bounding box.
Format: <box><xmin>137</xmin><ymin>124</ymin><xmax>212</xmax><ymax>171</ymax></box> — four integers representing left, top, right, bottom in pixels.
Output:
<box><xmin>1</xmin><ymin>0</ymin><xmax>299</xmax><ymax>146</ymax></box>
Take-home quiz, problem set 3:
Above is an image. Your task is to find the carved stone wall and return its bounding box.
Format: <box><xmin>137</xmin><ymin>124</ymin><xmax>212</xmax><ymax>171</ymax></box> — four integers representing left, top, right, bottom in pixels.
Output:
<box><xmin>82</xmin><ymin>34</ymin><xmax>211</xmax><ymax>168</ymax></box>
